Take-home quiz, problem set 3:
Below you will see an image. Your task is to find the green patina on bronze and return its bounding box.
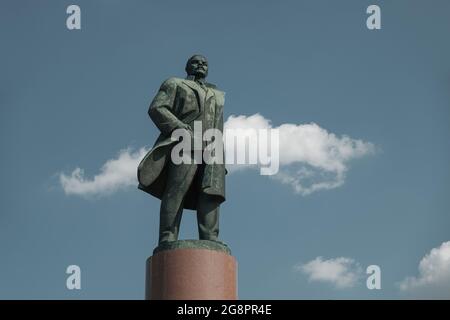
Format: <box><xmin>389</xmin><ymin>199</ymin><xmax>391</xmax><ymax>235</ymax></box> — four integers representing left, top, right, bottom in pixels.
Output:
<box><xmin>137</xmin><ymin>55</ymin><xmax>228</xmax><ymax>246</ymax></box>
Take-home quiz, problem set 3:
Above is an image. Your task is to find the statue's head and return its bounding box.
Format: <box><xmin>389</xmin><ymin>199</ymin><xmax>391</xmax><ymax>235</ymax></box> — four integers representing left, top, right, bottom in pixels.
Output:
<box><xmin>185</xmin><ymin>55</ymin><xmax>208</xmax><ymax>79</ymax></box>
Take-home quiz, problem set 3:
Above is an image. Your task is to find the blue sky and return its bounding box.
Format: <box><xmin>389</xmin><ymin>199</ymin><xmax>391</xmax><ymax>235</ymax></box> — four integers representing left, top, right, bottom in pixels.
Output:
<box><xmin>1</xmin><ymin>0</ymin><xmax>449</xmax><ymax>299</ymax></box>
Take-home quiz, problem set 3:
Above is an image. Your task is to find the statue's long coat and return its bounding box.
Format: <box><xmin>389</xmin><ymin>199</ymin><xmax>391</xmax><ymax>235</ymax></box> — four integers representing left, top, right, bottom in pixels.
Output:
<box><xmin>137</xmin><ymin>77</ymin><xmax>226</xmax><ymax>210</ymax></box>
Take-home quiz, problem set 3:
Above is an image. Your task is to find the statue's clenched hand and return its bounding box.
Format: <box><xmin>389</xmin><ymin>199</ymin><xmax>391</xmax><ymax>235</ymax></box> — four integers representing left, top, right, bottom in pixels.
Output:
<box><xmin>179</xmin><ymin>122</ymin><xmax>192</xmax><ymax>133</ymax></box>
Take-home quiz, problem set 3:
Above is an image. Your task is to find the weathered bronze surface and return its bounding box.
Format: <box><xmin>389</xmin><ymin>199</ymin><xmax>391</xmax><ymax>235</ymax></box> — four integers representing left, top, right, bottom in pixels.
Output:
<box><xmin>138</xmin><ymin>55</ymin><xmax>226</xmax><ymax>245</ymax></box>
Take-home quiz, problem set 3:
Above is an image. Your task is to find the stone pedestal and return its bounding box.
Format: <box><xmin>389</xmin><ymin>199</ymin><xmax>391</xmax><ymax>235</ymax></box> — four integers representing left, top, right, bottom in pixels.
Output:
<box><xmin>145</xmin><ymin>240</ymin><xmax>237</xmax><ymax>300</ymax></box>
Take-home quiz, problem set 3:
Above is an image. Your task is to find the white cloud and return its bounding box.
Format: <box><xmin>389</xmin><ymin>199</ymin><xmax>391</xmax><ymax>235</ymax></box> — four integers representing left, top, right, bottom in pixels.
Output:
<box><xmin>59</xmin><ymin>113</ymin><xmax>374</xmax><ymax>197</ymax></box>
<box><xmin>399</xmin><ymin>241</ymin><xmax>450</xmax><ymax>298</ymax></box>
<box><xmin>59</xmin><ymin>147</ymin><xmax>148</xmax><ymax>197</ymax></box>
<box><xmin>295</xmin><ymin>257</ymin><xmax>363</xmax><ymax>289</ymax></box>
<box><xmin>225</xmin><ymin>113</ymin><xmax>375</xmax><ymax>195</ymax></box>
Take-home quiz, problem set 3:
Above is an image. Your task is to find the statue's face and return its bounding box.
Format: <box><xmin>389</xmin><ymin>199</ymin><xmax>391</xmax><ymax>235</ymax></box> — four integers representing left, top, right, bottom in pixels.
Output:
<box><xmin>186</xmin><ymin>55</ymin><xmax>208</xmax><ymax>78</ymax></box>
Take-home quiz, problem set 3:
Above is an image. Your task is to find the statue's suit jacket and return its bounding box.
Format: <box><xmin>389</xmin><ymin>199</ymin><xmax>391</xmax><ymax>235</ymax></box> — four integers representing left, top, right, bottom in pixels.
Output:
<box><xmin>137</xmin><ymin>77</ymin><xmax>226</xmax><ymax>210</ymax></box>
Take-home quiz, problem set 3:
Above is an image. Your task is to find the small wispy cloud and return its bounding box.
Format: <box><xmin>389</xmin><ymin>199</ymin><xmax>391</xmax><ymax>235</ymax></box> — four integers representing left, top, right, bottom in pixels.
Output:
<box><xmin>399</xmin><ymin>241</ymin><xmax>450</xmax><ymax>298</ymax></box>
<box><xmin>59</xmin><ymin>147</ymin><xmax>148</xmax><ymax>197</ymax></box>
<box><xmin>58</xmin><ymin>113</ymin><xmax>375</xmax><ymax>197</ymax></box>
<box><xmin>294</xmin><ymin>256</ymin><xmax>363</xmax><ymax>289</ymax></box>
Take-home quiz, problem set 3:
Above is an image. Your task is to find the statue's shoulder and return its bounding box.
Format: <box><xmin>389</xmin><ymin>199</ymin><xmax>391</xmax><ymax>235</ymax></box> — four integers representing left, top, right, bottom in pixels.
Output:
<box><xmin>208</xmin><ymin>83</ymin><xmax>225</xmax><ymax>105</ymax></box>
<box><xmin>206</xmin><ymin>82</ymin><xmax>225</xmax><ymax>94</ymax></box>
<box><xmin>161</xmin><ymin>77</ymin><xmax>184</xmax><ymax>87</ymax></box>
<box><xmin>205</xmin><ymin>82</ymin><xmax>217</xmax><ymax>89</ymax></box>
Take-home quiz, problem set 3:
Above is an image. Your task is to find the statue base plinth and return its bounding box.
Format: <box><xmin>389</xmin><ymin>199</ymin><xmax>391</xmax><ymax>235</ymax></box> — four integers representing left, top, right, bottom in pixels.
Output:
<box><xmin>145</xmin><ymin>240</ymin><xmax>237</xmax><ymax>300</ymax></box>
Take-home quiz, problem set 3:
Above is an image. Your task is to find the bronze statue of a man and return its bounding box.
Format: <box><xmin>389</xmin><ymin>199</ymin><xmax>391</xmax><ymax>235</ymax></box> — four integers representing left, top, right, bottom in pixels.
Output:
<box><xmin>137</xmin><ymin>55</ymin><xmax>226</xmax><ymax>245</ymax></box>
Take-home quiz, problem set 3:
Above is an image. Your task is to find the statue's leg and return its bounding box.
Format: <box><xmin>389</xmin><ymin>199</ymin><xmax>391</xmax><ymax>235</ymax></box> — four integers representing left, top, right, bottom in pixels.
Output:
<box><xmin>196</xmin><ymin>192</ymin><xmax>220</xmax><ymax>241</ymax></box>
<box><xmin>159</xmin><ymin>161</ymin><xmax>198</xmax><ymax>244</ymax></box>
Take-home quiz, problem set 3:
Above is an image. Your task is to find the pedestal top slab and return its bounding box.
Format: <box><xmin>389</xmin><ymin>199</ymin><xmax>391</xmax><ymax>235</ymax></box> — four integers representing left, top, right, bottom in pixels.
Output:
<box><xmin>153</xmin><ymin>239</ymin><xmax>231</xmax><ymax>255</ymax></box>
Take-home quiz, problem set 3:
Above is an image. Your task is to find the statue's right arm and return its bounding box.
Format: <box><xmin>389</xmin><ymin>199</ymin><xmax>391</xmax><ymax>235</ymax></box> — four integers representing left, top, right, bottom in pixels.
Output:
<box><xmin>148</xmin><ymin>78</ymin><xmax>186</xmax><ymax>137</ymax></box>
